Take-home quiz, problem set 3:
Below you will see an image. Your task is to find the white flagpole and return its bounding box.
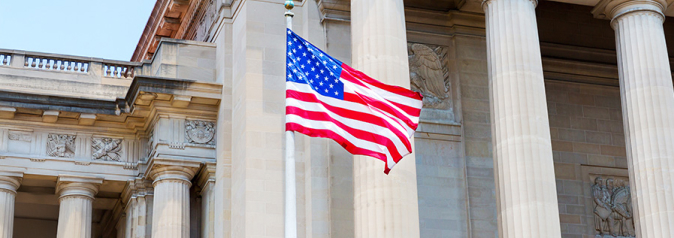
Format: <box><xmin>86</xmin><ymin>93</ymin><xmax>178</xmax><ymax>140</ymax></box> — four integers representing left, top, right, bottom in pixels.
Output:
<box><xmin>284</xmin><ymin>1</ymin><xmax>297</xmax><ymax>238</ymax></box>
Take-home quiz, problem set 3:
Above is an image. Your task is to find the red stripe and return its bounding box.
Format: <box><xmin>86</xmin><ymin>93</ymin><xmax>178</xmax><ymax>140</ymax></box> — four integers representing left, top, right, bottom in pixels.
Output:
<box><xmin>286</xmin><ymin>106</ymin><xmax>405</xmax><ymax>159</ymax></box>
<box><xmin>343</xmin><ymin>93</ymin><xmax>419</xmax><ymax>131</ymax></box>
<box><xmin>341</xmin><ymin>63</ymin><xmax>423</xmax><ymax>100</ymax></box>
<box><xmin>286</xmin><ymin>123</ymin><xmax>394</xmax><ymax>174</ymax></box>
<box><xmin>286</xmin><ymin>90</ymin><xmax>412</xmax><ymax>151</ymax></box>
<box><xmin>390</xmin><ymin>101</ymin><xmax>422</xmax><ymax>117</ymax></box>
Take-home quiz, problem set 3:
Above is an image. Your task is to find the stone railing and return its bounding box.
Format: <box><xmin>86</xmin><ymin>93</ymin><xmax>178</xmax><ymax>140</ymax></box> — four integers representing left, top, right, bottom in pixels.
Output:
<box><xmin>0</xmin><ymin>49</ymin><xmax>143</xmax><ymax>80</ymax></box>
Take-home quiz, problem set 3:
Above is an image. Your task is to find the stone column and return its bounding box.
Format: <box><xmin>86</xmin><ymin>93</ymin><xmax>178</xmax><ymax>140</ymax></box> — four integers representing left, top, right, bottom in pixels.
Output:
<box><xmin>0</xmin><ymin>172</ymin><xmax>21</xmax><ymax>238</ymax></box>
<box><xmin>56</xmin><ymin>176</ymin><xmax>103</xmax><ymax>238</ymax></box>
<box><xmin>148</xmin><ymin>159</ymin><xmax>200</xmax><ymax>238</ymax></box>
<box><xmin>482</xmin><ymin>0</ymin><xmax>562</xmax><ymax>237</ymax></box>
<box><xmin>601</xmin><ymin>0</ymin><xmax>674</xmax><ymax>236</ymax></box>
<box><xmin>351</xmin><ymin>0</ymin><xmax>421</xmax><ymax>237</ymax></box>
<box><xmin>198</xmin><ymin>163</ymin><xmax>216</xmax><ymax>238</ymax></box>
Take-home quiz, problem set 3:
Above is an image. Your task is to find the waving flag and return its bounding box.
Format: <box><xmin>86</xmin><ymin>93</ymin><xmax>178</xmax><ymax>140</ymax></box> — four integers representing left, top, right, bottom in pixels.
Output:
<box><xmin>285</xmin><ymin>29</ymin><xmax>423</xmax><ymax>174</ymax></box>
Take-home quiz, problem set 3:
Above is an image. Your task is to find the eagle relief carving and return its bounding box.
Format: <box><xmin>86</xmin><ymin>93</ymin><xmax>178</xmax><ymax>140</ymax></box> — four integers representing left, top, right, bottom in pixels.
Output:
<box><xmin>408</xmin><ymin>43</ymin><xmax>451</xmax><ymax>110</ymax></box>
<box><xmin>92</xmin><ymin>138</ymin><xmax>123</xmax><ymax>161</ymax></box>
<box><xmin>185</xmin><ymin>120</ymin><xmax>216</xmax><ymax>145</ymax></box>
<box><xmin>592</xmin><ymin>176</ymin><xmax>635</xmax><ymax>237</ymax></box>
<box><xmin>47</xmin><ymin>134</ymin><xmax>76</xmax><ymax>158</ymax></box>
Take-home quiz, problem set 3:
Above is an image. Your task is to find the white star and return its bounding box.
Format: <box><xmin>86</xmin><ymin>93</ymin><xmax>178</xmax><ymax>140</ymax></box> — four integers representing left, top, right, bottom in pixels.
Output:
<box><xmin>320</xmin><ymin>70</ymin><xmax>324</xmax><ymax>74</ymax></box>
<box><xmin>287</xmin><ymin>63</ymin><xmax>292</xmax><ymax>66</ymax></box>
<box><xmin>323</xmin><ymin>61</ymin><xmax>327</xmax><ymax>64</ymax></box>
<box><xmin>333</xmin><ymin>65</ymin><xmax>337</xmax><ymax>69</ymax></box>
<box><xmin>311</xmin><ymin>55</ymin><xmax>315</xmax><ymax>59</ymax></box>
<box><xmin>310</xmin><ymin>79</ymin><xmax>313</xmax><ymax>83</ymax></box>
<box><xmin>320</xmin><ymin>82</ymin><xmax>323</xmax><ymax>86</ymax></box>
<box><xmin>329</xmin><ymin>72</ymin><xmax>334</xmax><ymax>76</ymax></box>
<box><xmin>325</xmin><ymin>89</ymin><xmax>328</xmax><ymax>93</ymax></box>
<box><xmin>308</xmin><ymin>48</ymin><xmax>313</xmax><ymax>52</ymax></box>
<box><xmin>305</xmin><ymin>72</ymin><xmax>310</xmax><ymax>76</ymax></box>
<box><xmin>293</xmin><ymin>69</ymin><xmax>297</xmax><ymax>73</ymax></box>
<box><xmin>311</xmin><ymin>67</ymin><xmax>315</xmax><ymax>71</ymax></box>
<box><xmin>300</xmin><ymin>64</ymin><xmax>305</xmax><ymax>69</ymax></box>
<box><xmin>288</xmin><ymin>74</ymin><xmax>292</xmax><ymax>77</ymax></box>
<box><xmin>315</xmin><ymin>75</ymin><xmax>319</xmax><ymax>78</ymax></box>
<box><xmin>334</xmin><ymin>91</ymin><xmax>338</xmax><ymax>95</ymax></box>
<box><xmin>315</xmin><ymin>62</ymin><xmax>320</xmax><ymax>66</ymax></box>
<box><xmin>334</xmin><ymin>79</ymin><xmax>339</xmax><ymax>83</ymax></box>
<box><xmin>293</xmin><ymin>38</ymin><xmax>297</xmax><ymax>42</ymax></box>
<box><xmin>288</xmin><ymin>41</ymin><xmax>292</xmax><ymax>45</ymax></box>
<box><xmin>324</xmin><ymin>76</ymin><xmax>328</xmax><ymax>81</ymax></box>
<box><xmin>319</xmin><ymin>53</ymin><xmax>324</xmax><ymax>57</ymax></box>
<box><xmin>287</xmin><ymin>30</ymin><xmax>291</xmax><ymax>34</ymax></box>
<box><xmin>303</xmin><ymin>53</ymin><xmax>307</xmax><ymax>57</ymax></box>
<box><xmin>287</xmin><ymin>52</ymin><xmax>292</xmax><ymax>56</ymax></box>
<box><xmin>298</xmin><ymin>45</ymin><xmax>303</xmax><ymax>49</ymax></box>
<box><xmin>307</xmin><ymin>59</ymin><xmax>311</xmax><ymax>64</ymax></box>
<box><xmin>293</xmin><ymin>49</ymin><xmax>297</xmax><ymax>53</ymax></box>
<box><xmin>329</xmin><ymin>84</ymin><xmax>333</xmax><ymax>88</ymax></box>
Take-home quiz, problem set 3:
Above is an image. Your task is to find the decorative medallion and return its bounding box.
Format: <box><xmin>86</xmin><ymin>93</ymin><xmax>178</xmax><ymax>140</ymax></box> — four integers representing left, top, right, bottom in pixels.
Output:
<box><xmin>47</xmin><ymin>134</ymin><xmax>76</xmax><ymax>158</ymax></box>
<box><xmin>185</xmin><ymin>120</ymin><xmax>215</xmax><ymax>145</ymax></box>
<box><xmin>408</xmin><ymin>43</ymin><xmax>451</xmax><ymax>110</ymax></box>
<box><xmin>591</xmin><ymin>176</ymin><xmax>635</xmax><ymax>237</ymax></box>
<box><xmin>92</xmin><ymin>137</ymin><xmax>123</xmax><ymax>161</ymax></box>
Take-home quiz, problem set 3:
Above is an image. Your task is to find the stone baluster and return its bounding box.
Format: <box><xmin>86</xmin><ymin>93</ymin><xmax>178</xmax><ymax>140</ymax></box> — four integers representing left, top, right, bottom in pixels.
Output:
<box><xmin>56</xmin><ymin>176</ymin><xmax>103</xmax><ymax>238</ymax></box>
<box><xmin>148</xmin><ymin>159</ymin><xmax>200</xmax><ymax>238</ymax></box>
<box><xmin>598</xmin><ymin>0</ymin><xmax>674</xmax><ymax>236</ymax></box>
<box><xmin>482</xmin><ymin>0</ymin><xmax>562</xmax><ymax>237</ymax></box>
<box><xmin>0</xmin><ymin>172</ymin><xmax>22</xmax><ymax>238</ymax></box>
<box><xmin>351</xmin><ymin>0</ymin><xmax>421</xmax><ymax>237</ymax></box>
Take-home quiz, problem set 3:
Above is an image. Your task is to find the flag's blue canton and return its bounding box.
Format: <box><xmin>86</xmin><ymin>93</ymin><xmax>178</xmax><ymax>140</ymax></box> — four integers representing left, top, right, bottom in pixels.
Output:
<box><xmin>286</xmin><ymin>29</ymin><xmax>344</xmax><ymax>100</ymax></box>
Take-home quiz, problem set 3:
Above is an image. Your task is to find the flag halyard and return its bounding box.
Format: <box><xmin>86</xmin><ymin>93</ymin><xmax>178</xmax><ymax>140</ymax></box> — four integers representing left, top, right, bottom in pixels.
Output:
<box><xmin>285</xmin><ymin>29</ymin><xmax>423</xmax><ymax>174</ymax></box>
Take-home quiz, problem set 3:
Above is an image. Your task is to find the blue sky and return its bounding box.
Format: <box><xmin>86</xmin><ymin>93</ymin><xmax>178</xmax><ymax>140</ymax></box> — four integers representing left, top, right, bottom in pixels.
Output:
<box><xmin>0</xmin><ymin>0</ymin><xmax>156</xmax><ymax>61</ymax></box>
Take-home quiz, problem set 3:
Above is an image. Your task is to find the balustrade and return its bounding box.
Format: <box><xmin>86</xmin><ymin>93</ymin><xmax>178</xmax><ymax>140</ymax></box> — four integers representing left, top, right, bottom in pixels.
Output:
<box><xmin>0</xmin><ymin>54</ymin><xmax>10</xmax><ymax>66</ymax></box>
<box><xmin>103</xmin><ymin>64</ymin><xmax>135</xmax><ymax>79</ymax></box>
<box><xmin>24</xmin><ymin>56</ymin><xmax>89</xmax><ymax>73</ymax></box>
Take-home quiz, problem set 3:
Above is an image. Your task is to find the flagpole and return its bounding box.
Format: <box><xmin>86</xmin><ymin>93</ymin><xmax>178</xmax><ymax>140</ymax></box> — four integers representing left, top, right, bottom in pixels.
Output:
<box><xmin>284</xmin><ymin>1</ymin><xmax>297</xmax><ymax>238</ymax></box>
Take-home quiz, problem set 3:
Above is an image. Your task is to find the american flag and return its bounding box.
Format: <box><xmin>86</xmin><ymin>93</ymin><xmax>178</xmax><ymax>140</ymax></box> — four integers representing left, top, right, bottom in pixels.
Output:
<box><xmin>285</xmin><ymin>29</ymin><xmax>423</xmax><ymax>174</ymax></box>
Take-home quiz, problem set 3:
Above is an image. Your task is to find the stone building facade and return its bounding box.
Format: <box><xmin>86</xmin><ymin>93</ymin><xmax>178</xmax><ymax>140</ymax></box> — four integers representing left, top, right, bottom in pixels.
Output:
<box><xmin>0</xmin><ymin>0</ymin><xmax>673</xmax><ymax>237</ymax></box>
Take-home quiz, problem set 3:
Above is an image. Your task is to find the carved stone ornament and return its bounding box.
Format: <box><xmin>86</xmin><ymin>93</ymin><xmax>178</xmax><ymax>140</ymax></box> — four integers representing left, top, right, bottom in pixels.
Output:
<box><xmin>47</xmin><ymin>134</ymin><xmax>76</xmax><ymax>158</ymax></box>
<box><xmin>592</xmin><ymin>176</ymin><xmax>635</xmax><ymax>237</ymax></box>
<box><xmin>92</xmin><ymin>137</ymin><xmax>123</xmax><ymax>161</ymax></box>
<box><xmin>408</xmin><ymin>43</ymin><xmax>451</xmax><ymax>110</ymax></box>
<box><xmin>185</xmin><ymin>120</ymin><xmax>215</xmax><ymax>145</ymax></box>
<box><xmin>8</xmin><ymin>131</ymin><xmax>32</xmax><ymax>142</ymax></box>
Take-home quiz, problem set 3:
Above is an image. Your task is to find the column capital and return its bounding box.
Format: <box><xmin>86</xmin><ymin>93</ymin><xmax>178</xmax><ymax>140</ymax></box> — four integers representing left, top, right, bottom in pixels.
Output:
<box><xmin>594</xmin><ymin>0</ymin><xmax>666</xmax><ymax>22</ymax></box>
<box><xmin>0</xmin><ymin>171</ymin><xmax>22</xmax><ymax>194</ymax></box>
<box><xmin>146</xmin><ymin>158</ymin><xmax>201</xmax><ymax>187</ymax></box>
<box><xmin>482</xmin><ymin>0</ymin><xmax>538</xmax><ymax>11</ymax></box>
<box><xmin>196</xmin><ymin>162</ymin><xmax>216</xmax><ymax>192</ymax></box>
<box><xmin>56</xmin><ymin>175</ymin><xmax>103</xmax><ymax>200</ymax></box>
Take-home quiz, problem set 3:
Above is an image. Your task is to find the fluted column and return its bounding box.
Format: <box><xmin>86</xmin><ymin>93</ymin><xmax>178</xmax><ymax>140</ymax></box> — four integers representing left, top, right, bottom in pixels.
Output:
<box><xmin>351</xmin><ymin>0</ymin><xmax>421</xmax><ymax>237</ymax></box>
<box><xmin>148</xmin><ymin>160</ymin><xmax>200</xmax><ymax>238</ymax></box>
<box><xmin>0</xmin><ymin>172</ymin><xmax>22</xmax><ymax>238</ymax></box>
<box><xmin>482</xmin><ymin>0</ymin><xmax>562</xmax><ymax>237</ymax></box>
<box><xmin>198</xmin><ymin>163</ymin><xmax>215</xmax><ymax>238</ymax></box>
<box><xmin>56</xmin><ymin>176</ymin><xmax>103</xmax><ymax>238</ymax></box>
<box><xmin>601</xmin><ymin>0</ymin><xmax>674</xmax><ymax>236</ymax></box>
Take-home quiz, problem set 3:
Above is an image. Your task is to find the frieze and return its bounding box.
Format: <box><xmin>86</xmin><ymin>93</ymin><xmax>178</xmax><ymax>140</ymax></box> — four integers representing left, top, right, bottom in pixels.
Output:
<box><xmin>8</xmin><ymin>131</ymin><xmax>32</xmax><ymax>142</ymax></box>
<box><xmin>92</xmin><ymin>137</ymin><xmax>123</xmax><ymax>161</ymax></box>
<box><xmin>47</xmin><ymin>134</ymin><xmax>76</xmax><ymax>158</ymax></box>
<box><xmin>185</xmin><ymin>120</ymin><xmax>215</xmax><ymax>145</ymax></box>
<box><xmin>591</xmin><ymin>175</ymin><xmax>635</xmax><ymax>237</ymax></box>
<box><xmin>408</xmin><ymin>43</ymin><xmax>451</xmax><ymax>110</ymax></box>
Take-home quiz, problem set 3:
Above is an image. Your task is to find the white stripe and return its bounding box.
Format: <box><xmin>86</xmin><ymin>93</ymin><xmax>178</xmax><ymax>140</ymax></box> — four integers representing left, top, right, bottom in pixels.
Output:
<box><xmin>342</xmin><ymin>79</ymin><xmax>420</xmax><ymax>125</ymax></box>
<box><xmin>286</xmin><ymin>98</ymin><xmax>411</xmax><ymax>156</ymax></box>
<box><xmin>286</xmin><ymin>114</ymin><xmax>394</xmax><ymax>162</ymax></box>
<box><xmin>356</xmin><ymin>78</ymin><xmax>423</xmax><ymax>109</ymax></box>
<box><xmin>287</xmin><ymin>81</ymin><xmax>414</xmax><ymax>137</ymax></box>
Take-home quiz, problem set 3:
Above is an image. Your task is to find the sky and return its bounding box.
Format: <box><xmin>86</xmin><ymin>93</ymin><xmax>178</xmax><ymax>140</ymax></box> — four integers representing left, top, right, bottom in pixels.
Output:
<box><xmin>0</xmin><ymin>0</ymin><xmax>156</xmax><ymax>61</ymax></box>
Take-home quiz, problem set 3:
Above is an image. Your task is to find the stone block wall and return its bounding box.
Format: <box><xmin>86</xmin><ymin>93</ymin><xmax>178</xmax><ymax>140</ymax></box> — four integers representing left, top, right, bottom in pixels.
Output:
<box><xmin>545</xmin><ymin>81</ymin><xmax>627</xmax><ymax>238</ymax></box>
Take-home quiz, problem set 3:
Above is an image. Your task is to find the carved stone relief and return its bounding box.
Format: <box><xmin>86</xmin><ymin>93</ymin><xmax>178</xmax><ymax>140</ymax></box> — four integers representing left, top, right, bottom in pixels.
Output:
<box><xmin>591</xmin><ymin>175</ymin><xmax>635</xmax><ymax>237</ymax></box>
<box><xmin>8</xmin><ymin>131</ymin><xmax>32</xmax><ymax>142</ymax></box>
<box><xmin>92</xmin><ymin>137</ymin><xmax>123</xmax><ymax>161</ymax></box>
<box><xmin>47</xmin><ymin>134</ymin><xmax>76</xmax><ymax>158</ymax></box>
<box><xmin>185</xmin><ymin>120</ymin><xmax>215</xmax><ymax>145</ymax></box>
<box><xmin>408</xmin><ymin>43</ymin><xmax>451</xmax><ymax>110</ymax></box>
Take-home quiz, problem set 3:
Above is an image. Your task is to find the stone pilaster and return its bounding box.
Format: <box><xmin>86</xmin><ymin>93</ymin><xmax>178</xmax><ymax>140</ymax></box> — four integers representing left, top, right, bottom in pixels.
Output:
<box><xmin>482</xmin><ymin>0</ymin><xmax>562</xmax><ymax>237</ymax></box>
<box><xmin>197</xmin><ymin>163</ymin><xmax>216</xmax><ymax>238</ymax></box>
<box><xmin>350</xmin><ymin>0</ymin><xmax>421</xmax><ymax>237</ymax></box>
<box><xmin>56</xmin><ymin>175</ymin><xmax>103</xmax><ymax>238</ymax></box>
<box><xmin>147</xmin><ymin>159</ymin><xmax>200</xmax><ymax>238</ymax></box>
<box><xmin>601</xmin><ymin>0</ymin><xmax>674</xmax><ymax>236</ymax></box>
<box><xmin>121</xmin><ymin>179</ymin><xmax>154</xmax><ymax>238</ymax></box>
<box><xmin>0</xmin><ymin>172</ymin><xmax>21</xmax><ymax>238</ymax></box>
<box><xmin>116</xmin><ymin>213</ymin><xmax>127</xmax><ymax>238</ymax></box>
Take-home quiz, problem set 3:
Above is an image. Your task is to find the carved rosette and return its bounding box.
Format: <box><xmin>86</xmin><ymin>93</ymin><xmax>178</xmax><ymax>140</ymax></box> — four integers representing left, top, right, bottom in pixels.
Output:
<box><xmin>591</xmin><ymin>175</ymin><xmax>635</xmax><ymax>237</ymax></box>
<box><xmin>47</xmin><ymin>134</ymin><xmax>76</xmax><ymax>158</ymax></box>
<box><xmin>185</xmin><ymin>120</ymin><xmax>215</xmax><ymax>145</ymax></box>
<box><xmin>407</xmin><ymin>43</ymin><xmax>451</xmax><ymax>110</ymax></box>
<box><xmin>92</xmin><ymin>137</ymin><xmax>123</xmax><ymax>161</ymax></box>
